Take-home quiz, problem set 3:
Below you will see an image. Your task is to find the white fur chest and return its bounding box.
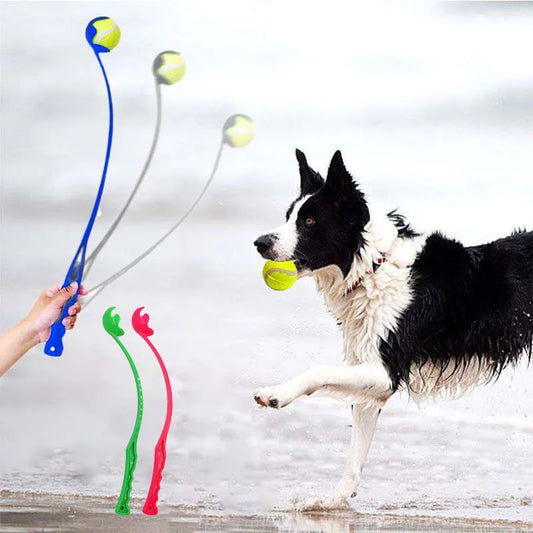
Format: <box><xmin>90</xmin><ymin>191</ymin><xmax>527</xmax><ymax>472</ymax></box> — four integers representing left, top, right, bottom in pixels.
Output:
<box><xmin>339</xmin><ymin>263</ymin><xmax>413</xmax><ymax>365</ymax></box>
<box><xmin>314</xmin><ymin>216</ymin><xmax>423</xmax><ymax>366</ymax></box>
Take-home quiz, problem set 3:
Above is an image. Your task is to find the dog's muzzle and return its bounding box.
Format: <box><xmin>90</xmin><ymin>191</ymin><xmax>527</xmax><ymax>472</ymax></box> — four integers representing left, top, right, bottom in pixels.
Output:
<box><xmin>254</xmin><ymin>233</ymin><xmax>277</xmax><ymax>259</ymax></box>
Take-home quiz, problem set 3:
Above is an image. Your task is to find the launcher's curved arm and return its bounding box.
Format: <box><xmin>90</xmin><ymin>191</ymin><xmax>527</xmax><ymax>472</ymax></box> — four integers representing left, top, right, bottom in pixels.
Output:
<box><xmin>45</xmin><ymin>49</ymin><xmax>115</xmax><ymax>357</ymax></box>
<box><xmin>102</xmin><ymin>307</ymin><xmax>144</xmax><ymax>516</ymax></box>
<box><xmin>131</xmin><ymin>307</ymin><xmax>173</xmax><ymax>516</ymax></box>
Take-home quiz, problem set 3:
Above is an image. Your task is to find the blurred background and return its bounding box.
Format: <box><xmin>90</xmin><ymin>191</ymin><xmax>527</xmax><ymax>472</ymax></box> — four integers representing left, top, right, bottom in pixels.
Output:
<box><xmin>0</xmin><ymin>0</ymin><xmax>532</xmax><ymax>523</ymax></box>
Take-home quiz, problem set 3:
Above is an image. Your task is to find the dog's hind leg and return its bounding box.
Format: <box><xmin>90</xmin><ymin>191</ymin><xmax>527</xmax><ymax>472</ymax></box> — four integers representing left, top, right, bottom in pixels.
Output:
<box><xmin>253</xmin><ymin>362</ymin><xmax>392</xmax><ymax>409</ymax></box>
<box><xmin>294</xmin><ymin>403</ymin><xmax>382</xmax><ymax>511</ymax></box>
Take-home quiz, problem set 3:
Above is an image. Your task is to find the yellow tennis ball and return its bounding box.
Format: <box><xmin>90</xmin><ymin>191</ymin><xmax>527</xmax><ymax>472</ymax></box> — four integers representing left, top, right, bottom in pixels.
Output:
<box><xmin>86</xmin><ymin>17</ymin><xmax>121</xmax><ymax>53</ymax></box>
<box><xmin>223</xmin><ymin>114</ymin><xmax>255</xmax><ymax>148</ymax></box>
<box><xmin>153</xmin><ymin>51</ymin><xmax>186</xmax><ymax>85</ymax></box>
<box><xmin>262</xmin><ymin>260</ymin><xmax>297</xmax><ymax>291</ymax></box>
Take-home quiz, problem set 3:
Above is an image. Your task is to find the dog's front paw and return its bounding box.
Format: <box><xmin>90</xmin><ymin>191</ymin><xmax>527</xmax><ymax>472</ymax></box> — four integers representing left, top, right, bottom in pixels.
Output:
<box><xmin>292</xmin><ymin>491</ymin><xmax>351</xmax><ymax>512</ymax></box>
<box><xmin>253</xmin><ymin>384</ymin><xmax>295</xmax><ymax>409</ymax></box>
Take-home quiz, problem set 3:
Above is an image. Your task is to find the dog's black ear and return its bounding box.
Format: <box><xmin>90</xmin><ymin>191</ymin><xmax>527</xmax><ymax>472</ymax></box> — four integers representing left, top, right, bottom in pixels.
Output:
<box><xmin>325</xmin><ymin>150</ymin><xmax>351</xmax><ymax>194</ymax></box>
<box><xmin>324</xmin><ymin>150</ymin><xmax>369</xmax><ymax>220</ymax></box>
<box><xmin>296</xmin><ymin>148</ymin><xmax>324</xmax><ymax>196</ymax></box>
<box><xmin>325</xmin><ymin>150</ymin><xmax>362</xmax><ymax>197</ymax></box>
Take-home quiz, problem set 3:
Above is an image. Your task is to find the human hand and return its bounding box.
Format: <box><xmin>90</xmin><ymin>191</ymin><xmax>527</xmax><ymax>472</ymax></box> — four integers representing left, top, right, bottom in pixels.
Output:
<box><xmin>23</xmin><ymin>282</ymin><xmax>88</xmax><ymax>344</ymax></box>
<box><xmin>0</xmin><ymin>282</ymin><xmax>89</xmax><ymax>377</ymax></box>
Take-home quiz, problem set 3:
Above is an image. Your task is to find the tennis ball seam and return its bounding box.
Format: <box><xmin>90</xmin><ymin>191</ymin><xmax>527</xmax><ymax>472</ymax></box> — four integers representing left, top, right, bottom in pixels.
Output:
<box><xmin>263</xmin><ymin>268</ymin><xmax>297</xmax><ymax>280</ymax></box>
<box><xmin>94</xmin><ymin>24</ymin><xmax>118</xmax><ymax>45</ymax></box>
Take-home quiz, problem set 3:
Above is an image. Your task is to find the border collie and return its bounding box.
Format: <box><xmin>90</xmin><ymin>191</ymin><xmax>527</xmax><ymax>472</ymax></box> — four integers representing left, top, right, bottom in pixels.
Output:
<box><xmin>253</xmin><ymin>149</ymin><xmax>532</xmax><ymax>511</ymax></box>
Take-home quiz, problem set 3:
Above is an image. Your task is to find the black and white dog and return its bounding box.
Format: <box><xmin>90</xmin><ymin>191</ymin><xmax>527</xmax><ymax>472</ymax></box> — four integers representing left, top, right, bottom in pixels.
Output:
<box><xmin>253</xmin><ymin>149</ymin><xmax>532</xmax><ymax>510</ymax></box>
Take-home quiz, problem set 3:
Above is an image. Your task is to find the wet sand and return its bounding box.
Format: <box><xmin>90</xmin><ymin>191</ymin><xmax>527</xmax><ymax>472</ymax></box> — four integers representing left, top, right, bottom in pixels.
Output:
<box><xmin>0</xmin><ymin>492</ymin><xmax>531</xmax><ymax>533</ymax></box>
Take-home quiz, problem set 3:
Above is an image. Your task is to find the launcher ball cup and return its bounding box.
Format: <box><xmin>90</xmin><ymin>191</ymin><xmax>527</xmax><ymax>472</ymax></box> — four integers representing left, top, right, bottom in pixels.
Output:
<box><xmin>86</xmin><ymin>16</ymin><xmax>121</xmax><ymax>53</ymax></box>
<box><xmin>223</xmin><ymin>114</ymin><xmax>255</xmax><ymax>148</ymax></box>
<box><xmin>153</xmin><ymin>51</ymin><xmax>186</xmax><ymax>85</ymax></box>
<box><xmin>263</xmin><ymin>260</ymin><xmax>297</xmax><ymax>291</ymax></box>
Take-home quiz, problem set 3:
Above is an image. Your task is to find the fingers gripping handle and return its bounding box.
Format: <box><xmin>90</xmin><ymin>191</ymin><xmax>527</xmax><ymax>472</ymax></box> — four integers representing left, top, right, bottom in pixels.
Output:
<box><xmin>45</xmin><ymin>245</ymin><xmax>83</xmax><ymax>357</ymax></box>
<box><xmin>142</xmin><ymin>438</ymin><xmax>167</xmax><ymax>515</ymax></box>
<box><xmin>44</xmin><ymin>290</ymin><xmax>78</xmax><ymax>357</ymax></box>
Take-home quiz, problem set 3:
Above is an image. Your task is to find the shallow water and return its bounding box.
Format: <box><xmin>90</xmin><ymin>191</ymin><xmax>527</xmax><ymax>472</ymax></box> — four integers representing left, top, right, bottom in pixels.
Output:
<box><xmin>0</xmin><ymin>217</ymin><xmax>531</xmax><ymax>525</ymax></box>
<box><xmin>1</xmin><ymin>493</ymin><xmax>531</xmax><ymax>533</ymax></box>
<box><xmin>1</xmin><ymin>0</ymin><xmax>532</xmax><ymax>527</ymax></box>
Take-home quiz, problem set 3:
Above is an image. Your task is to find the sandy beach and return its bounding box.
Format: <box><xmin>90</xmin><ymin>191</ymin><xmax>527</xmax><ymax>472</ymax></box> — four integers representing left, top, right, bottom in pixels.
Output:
<box><xmin>1</xmin><ymin>491</ymin><xmax>532</xmax><ymax>532</ymax></box>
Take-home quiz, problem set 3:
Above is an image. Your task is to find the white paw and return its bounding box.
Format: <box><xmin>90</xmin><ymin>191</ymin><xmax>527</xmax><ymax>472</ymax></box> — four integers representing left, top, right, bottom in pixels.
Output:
<box><xmin>253</xmin><ymin>384</ymin><xmax>296</xmax><ymax>409</ymax></box>
<box><xmin>292</xmin><ymin>491</ymin><xmax>351</xmax><ymax>512</ymax></box>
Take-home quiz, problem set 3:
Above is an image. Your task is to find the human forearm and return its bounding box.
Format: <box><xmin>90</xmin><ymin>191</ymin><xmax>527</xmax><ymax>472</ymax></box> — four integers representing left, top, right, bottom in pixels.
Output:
<box><xmin>0</xmin><ymin>319</ymin><xmax>38</xmax><ymax>377</ymax></box>
<box><xmin>0</xmin><ymin>282</ymin><xmax>86</xmax><ymax>378</ymax></box>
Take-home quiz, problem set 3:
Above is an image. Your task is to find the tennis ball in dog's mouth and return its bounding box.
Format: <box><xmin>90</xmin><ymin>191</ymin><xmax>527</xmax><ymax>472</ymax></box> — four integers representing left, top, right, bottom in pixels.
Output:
<box><xmin>86</xmin><ymin>17</ymin><xmax>121</xmax><ymax>53</ymax></box>
<box><xmin>262</xmin><ymin>260</ymin><xmax>297</xmax><ymax>291</ymax></box>
<box><xmin>223</xmin><ymin>114</ymin><xmax>255</xmax><ymax>148</ymax></box>
<box><xmin>153</xmin><ymin>51</ymin><xmax>186</xmax><ymax>85</ymax></box>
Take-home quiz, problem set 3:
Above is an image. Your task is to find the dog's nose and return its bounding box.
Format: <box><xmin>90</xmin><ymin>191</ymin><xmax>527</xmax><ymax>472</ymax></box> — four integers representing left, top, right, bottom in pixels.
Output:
<box><xmin>254</xmin><ymin>234</ymin><xmax>274</xmax><ymax>255</ymax></box>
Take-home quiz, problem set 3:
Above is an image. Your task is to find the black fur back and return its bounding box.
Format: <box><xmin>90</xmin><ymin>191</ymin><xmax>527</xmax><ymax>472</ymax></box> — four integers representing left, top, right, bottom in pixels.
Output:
<box><xmin>380</xmin><ymin>230</ymin><xmax>533</xmax><ymax>391</ymax></box>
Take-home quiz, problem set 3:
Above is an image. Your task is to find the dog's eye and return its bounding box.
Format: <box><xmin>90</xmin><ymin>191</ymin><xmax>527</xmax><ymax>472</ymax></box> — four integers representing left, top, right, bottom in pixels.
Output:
<box><xmin>305</xmin><ymin>217</ymin><xmax>315</xmax><ymax>227</ymax></box>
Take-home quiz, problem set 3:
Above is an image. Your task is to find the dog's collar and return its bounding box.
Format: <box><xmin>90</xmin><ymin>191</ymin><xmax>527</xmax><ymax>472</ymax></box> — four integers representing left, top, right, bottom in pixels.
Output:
<box><xmin>346</xmin><ymin>252</ymin><xmax>387</xmax><ymax>294</ymax></box>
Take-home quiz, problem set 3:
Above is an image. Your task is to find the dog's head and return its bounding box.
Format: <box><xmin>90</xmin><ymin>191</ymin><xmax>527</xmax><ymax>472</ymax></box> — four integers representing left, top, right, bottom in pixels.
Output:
<box><xmin>254</xmin><ymin>150</ymin><xmax>370</xmax><ymax>277</ymax></box>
